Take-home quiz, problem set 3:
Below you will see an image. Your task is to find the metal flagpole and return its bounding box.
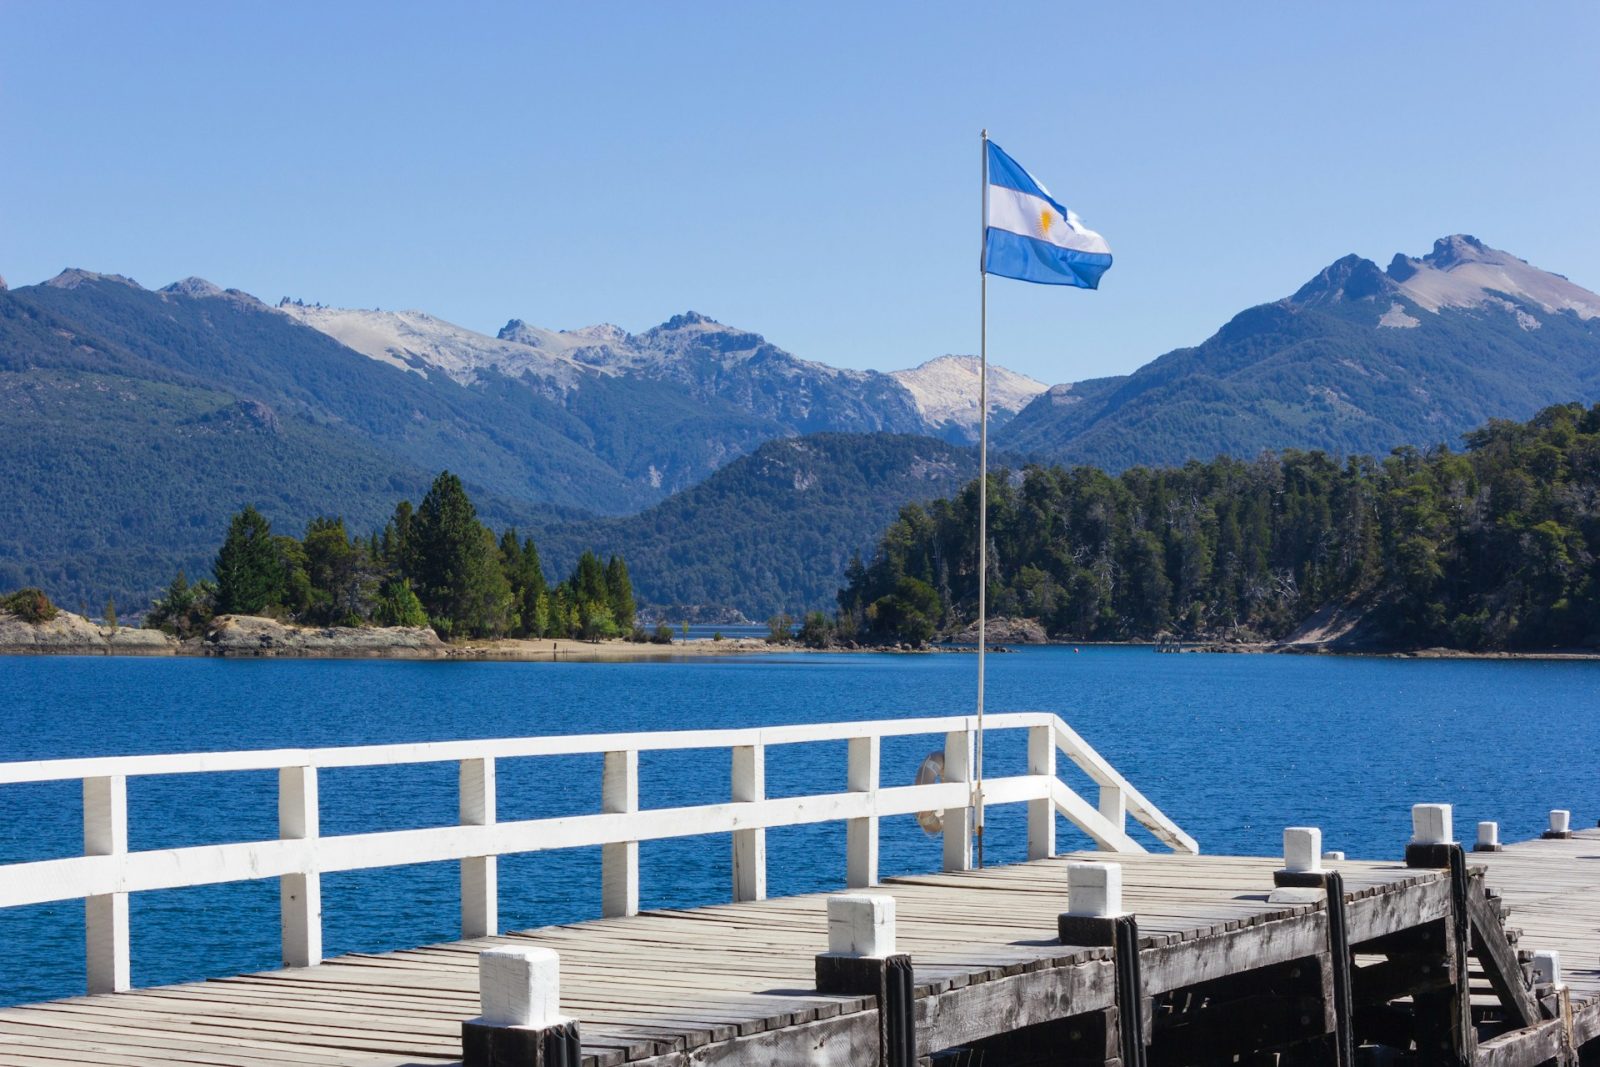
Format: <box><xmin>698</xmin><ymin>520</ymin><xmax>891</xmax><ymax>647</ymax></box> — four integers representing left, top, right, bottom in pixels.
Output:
<box><xmin>975</xmin><ymin>128</ymin><xmax>988</xmax><ymax>869</ymax></box>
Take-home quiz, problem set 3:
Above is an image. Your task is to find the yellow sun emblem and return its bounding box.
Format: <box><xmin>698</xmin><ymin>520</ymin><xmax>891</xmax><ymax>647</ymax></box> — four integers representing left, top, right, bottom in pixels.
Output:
<box><xmin>1039</xmin><ymin>209</ymin><xmax>1055</xmax><ymax>237</ymax></box>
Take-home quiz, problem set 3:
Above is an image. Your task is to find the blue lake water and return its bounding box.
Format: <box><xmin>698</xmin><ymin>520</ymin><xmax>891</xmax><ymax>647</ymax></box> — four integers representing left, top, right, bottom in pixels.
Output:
<box><xmin>1</xmin><ymin>646</ymin><xmax>1597</xmax><ymax>1006</ymax></box>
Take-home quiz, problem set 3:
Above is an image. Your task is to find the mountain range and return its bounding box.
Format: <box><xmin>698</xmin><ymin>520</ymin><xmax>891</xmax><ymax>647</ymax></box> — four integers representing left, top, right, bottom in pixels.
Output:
<box><xmin>1000</xmin><ymin>235</ymin><xmax>1600</xmax><ymax>467</ymax></box>
<box><xmin>2</xmin><ymin>234</ymin><xmax>1597</xmax><ymax>617</ymax></box>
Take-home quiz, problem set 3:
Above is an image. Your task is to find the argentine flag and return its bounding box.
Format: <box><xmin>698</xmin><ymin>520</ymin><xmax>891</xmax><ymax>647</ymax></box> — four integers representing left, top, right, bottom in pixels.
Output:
<box><xmin>984</xmin><ymin>141</ymin><xmax>1112</xmax><ymax>289</ymax></box>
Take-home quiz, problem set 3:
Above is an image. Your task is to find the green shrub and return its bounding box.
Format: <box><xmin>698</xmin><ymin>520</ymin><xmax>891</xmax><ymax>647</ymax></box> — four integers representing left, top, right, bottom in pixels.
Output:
<box><xmin>1</xmin><ymin>588</ymin><xmax>59</xmax><ymax>623</ymax></box>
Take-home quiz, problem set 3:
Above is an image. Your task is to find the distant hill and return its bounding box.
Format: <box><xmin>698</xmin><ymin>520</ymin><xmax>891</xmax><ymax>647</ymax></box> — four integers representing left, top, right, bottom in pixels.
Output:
<box><xmin>999</xmin><ymin>236</ymin><xmax>1600</xmax><ymax>469</ymax></box>
<box><xmin>533</xmin><ymin>433</ymin><xmax>982</xmax><ymax>618</ymax></box>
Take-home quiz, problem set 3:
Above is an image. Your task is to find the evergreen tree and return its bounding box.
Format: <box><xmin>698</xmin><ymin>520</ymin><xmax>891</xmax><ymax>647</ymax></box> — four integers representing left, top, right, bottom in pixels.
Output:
<box><xmin>605</xmin><ymin>555</ymin><xmax>636</xmax><ymax>631</ymax></box>
<box><xmin>213</xmin><ymin>506</ymin><xmax>285</xmax><ymax>615</ymax></box>
<box><xmin>407</xmin><ymin>472</ymin><xmax>511</xmax><ymax>637</ymax></box>
<box><xmin>104</xmin><ymin>596</ymin><xmax>117</xmax><ymax>632</ymax></box>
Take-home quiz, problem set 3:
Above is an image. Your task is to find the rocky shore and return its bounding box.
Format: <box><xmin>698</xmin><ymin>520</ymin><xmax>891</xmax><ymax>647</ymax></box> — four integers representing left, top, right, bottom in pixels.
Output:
<box><xmin>0</xmin><ymin>610</ymin><xmax>947</xmax><ymax>661</ymax></box>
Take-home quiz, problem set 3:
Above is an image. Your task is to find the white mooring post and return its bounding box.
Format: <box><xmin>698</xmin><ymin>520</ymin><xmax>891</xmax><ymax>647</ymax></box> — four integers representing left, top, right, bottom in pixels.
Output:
<box><xmin>479</xmin><ymin>946</ymin><xmax>563</xmax><ymax>1028</ymax></box>
<box><xmin>1027</xmin><ymin>724</ymin><xmax>1056</xmax><ymax>860</ymax></box>
<box><xmin>1411</xmin><ymin>803</ymin><xmax>1453</xmax><ymax>845</ymax></box>
<box><xmin>731</xmin><ymin>744</ymin><xmax>766</xmax><ymax>902</ymax></box>
<box><xmin>1475</xmin><ymin>821</ymin><xmax>1502</xmax><ymax>852</ymax></box>
<box><xmin>83</xmin><ymin>774</ymin><xmax>129</xmax><ymax>994</ymax></box>
<box><xmin>462</xmin><ymin>945</ymin><xmax>579</xmax><ymax>1066</ymax></box>
<box><xmin>1283</xmin><ymin>827</ymin><xmax>1323</xmax><ymax>874</ymax></box>
<box><xmin>1545</xmin><ymin>809</ymin><xmax>1572</xmax><ymax>839</ymax></box>
<box><xmin>459</xmin><ymin>757</ymin><xmax>497</xmax><ymax>938</ymax></box>
<box><xmin>826</xmin><ymin>893</ymin><xmax>896</xmax><ymax>957</ymax></box>
<box><xmin>602</xmin><ymin>750</ymin><xmax>640</xmax><ymax>916</ymax></box>
<box><xmin>942</xmin><ymin>728</ymin><xmax>973</xmax><ymax>872</ymax></box>
<box><xmin>846</xmin><ymin>736</ymin><xmax>880</xmax><ymax>888</ymax></box>
<box><xmin>1065</xmin><ymin>861</ymin><xmax>1124</xmax><ymax>918</ymax></box>
<box><xmin>278</xmin><ymin>765</ymin><xmax>321</xmax><ymax>968</ymax></box>
<box><xmin>1322</xmin><ymin>851</ymin><xmax>1345</xmax><ymax>862</ymax></box>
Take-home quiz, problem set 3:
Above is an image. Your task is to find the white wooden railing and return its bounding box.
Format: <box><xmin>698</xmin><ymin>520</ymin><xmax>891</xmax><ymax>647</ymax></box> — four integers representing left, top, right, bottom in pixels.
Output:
<box><xmin>0</xmin><ymin>713</ymin><xmax>1195</xmax><ymax>994</ymax></box>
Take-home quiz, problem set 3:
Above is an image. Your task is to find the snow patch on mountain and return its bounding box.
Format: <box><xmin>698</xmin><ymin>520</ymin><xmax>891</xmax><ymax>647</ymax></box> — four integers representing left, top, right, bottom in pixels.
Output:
<box><xmin>889</xmin><ymin>355</ymin><xmax>1048</xmax><ymax>433</ymax></box>
<box><xmin>1388</xmin><ymin>235</ymin><xmax>1600</xmax><ymax>320</ymax></box>
<box><xmin>279</xmin><ymin>304</ymin><xmax>593</xmax><ymax>386</ymax></box>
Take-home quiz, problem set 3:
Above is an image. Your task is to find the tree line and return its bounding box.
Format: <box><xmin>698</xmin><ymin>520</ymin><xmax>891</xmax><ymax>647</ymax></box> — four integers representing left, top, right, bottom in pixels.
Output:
<box><xmin>835</xmin><ymin>403</ymin><xmax>1600</xmax><ymax>651</ymax></box>
<box><xmin>146</xmin><ymin>471</ymin><xmax>651</xmax><ymax>641</ymax></box>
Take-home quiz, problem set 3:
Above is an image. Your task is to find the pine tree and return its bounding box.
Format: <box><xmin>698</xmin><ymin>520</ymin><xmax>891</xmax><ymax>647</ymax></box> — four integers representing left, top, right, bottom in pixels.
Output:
<box><xmin>605</xmin><ymin>555</ymin><xmax>636</xmax><ymax>631</ymax></box>
<box><xmin>408</xmin><ymin>472</ymin><xmax>512</xmax><ymax>637</ymax></box>
<box><xmin>213</xmin><ymin>506</ymin><xmax>285</xmax><ymax>615</ymax></box>
<box><xmin>104</xmin><ymin>596</ymin><xmax>117</xmax><ymax>632</ymax></box>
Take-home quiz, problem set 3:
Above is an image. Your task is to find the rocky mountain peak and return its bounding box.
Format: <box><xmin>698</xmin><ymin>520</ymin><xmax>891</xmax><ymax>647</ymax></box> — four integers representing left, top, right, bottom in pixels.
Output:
<box><xmin>564</xmin><ymin>323</ymin><xmax>631</xmax><ymax>344</ymax></box>
<box><xmin>45</xmin><ymin>268</ymin><xmax>143</xmax><ymax>290</ymax></box>
<box><xmin>1289</xmin><ymin>254</ymin><xmax>1396</xmax><ymax>306</ymax></box>
<box><xmin>161</xmin><ymin>277</ymin><xmax>226</xmax><ymax>298</ymax></box>
<box><xmin>1385</xmin><ymin>235</ymin><xmax>1600</xmax><ymax>320</ymax></box>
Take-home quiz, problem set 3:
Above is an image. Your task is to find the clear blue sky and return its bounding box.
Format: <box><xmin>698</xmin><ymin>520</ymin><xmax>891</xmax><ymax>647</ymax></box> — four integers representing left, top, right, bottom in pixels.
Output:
<box><xmin>3</xmin><ymin>2</ymin><xmax>1597</xmax><ymax>384</ymax></box>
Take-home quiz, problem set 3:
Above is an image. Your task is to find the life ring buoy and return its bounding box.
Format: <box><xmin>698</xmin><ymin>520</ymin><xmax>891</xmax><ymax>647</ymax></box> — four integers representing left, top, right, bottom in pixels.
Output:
<box><xmin>914</xmin><ymin>751</ymin><xmax>946</xmax><ymax>835</ymax></box>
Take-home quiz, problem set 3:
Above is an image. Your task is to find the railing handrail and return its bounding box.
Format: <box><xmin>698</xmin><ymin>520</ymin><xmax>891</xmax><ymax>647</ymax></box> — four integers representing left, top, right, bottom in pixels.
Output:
<box><xmin>0</xmin><ymin>712</ymin><xmax>1196</xmax><ymax>997</ymax></box>
<box><xmin>0</xmin><ymin>712</ymin><xmax>1057</xmax><ymax>785</ymax></box>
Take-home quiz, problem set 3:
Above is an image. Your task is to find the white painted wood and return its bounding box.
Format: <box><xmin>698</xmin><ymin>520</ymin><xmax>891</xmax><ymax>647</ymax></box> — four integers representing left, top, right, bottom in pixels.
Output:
<box><xmin>826</xmin><ymin>894</ymin><xmax>894</xmax><ymax>957</ymax></box>
<box><xmin>1477</xmin><ymin>821</ymin><xmax>1501</xmax><ymax>849</ymax></box>
<box><xmin>82</xmin><ymin>775</ymin><xmax>129</xmax><ymax>994</ymax></box>
<box><xmin>1066</xmin><ymin>860</ymin><xmax>1123</xmax><ymax>917</ymax></box>
<box><xmin>1549</xmin><ymin>809</ymin><xmax>1571</xmax><ymax>834</ymax></box>
<box><xmin>1411</xmin><ymin>803</ymin><xmax>1453</xmax><ymax>845</ymax></box>
<box><xmin>731</xmin><ymin>744</ymin><xmax>766</xmax><ymax>902</ymax></box>
<box><xmin>1051</xmin><ymin>781</ymin><xmax>1146</xmax><ymax>854</ymax></box>
<box><xmin>0</xmin><ymin>713</ymin><xmax>1062</xmax><ymax>785</ymax></box>
<box><xmin>0</xmin><ymin>712</ymin><xmax>1198</xmax><ymax>988</ymax></box>
<box><xmin>1282</xmin><ymin>827</ymin><xmax>1323</xmax><ymax>873</ymax></box>
<box><xmin>278</xmin><ymin>766</ymin><xmax>321</xmax><ymax>968</ymax></box>
<box><xmin>1027</xmin><ymin>725</ymin><xmax>1055</xmax><ymax>860</ymax></box>
<box><xmin>845</xmin><ymin>736</ymin><xmax>880</xmax><ymax>888</ymax></box>
<box><xmin>1054</xmin><ymin>719</ymin><xmax>1197</xmax><ymax>853</ymax></box>
<box><xmin>601</xmin><ymin>750</ymin><xmax>639</xmax><ymax>917</ymax></box>
<box><xmin>942</xmin><ymin>729</ymin><xmax>972</xmax><ymax>872</ymax></box>
<box><xmin>1097</xmin><ymin>783</ymin><xmax>1126</xmax><ymax>834</ymax></box>
<box><xmin>459</xmin><ymin>757</ymin><xmax>497</xmax><ymax>938</ymax></box>
<box><xmin>478</xmin><ymin>946</ymin><xmax>562</xmax><ymax>1028</ymax></box>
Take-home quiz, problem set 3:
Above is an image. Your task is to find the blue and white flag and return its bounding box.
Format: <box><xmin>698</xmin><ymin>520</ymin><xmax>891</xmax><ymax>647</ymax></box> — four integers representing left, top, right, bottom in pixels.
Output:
<box><xmin>984</xmin><ymin>140</ymin><xmax>1112</xmax><ymax>289</ymax></box>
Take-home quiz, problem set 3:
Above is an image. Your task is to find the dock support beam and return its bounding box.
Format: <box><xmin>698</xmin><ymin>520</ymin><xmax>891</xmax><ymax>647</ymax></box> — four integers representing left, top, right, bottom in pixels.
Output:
<box><xmin>816</xmin><ymin>895</ymin><xmax>915</xmax><ymax>1067</ymax></box>
<box><xmin>1404</xmin><ymin>804</ymin><xmax>1473</xmax><ymax>1067</ymax></box>
<box><xmin>460</xmin><ymin>757</ymin><xmax>498</xmax><ymax>938</ymax></box>
<box><xmin>602</xmin><ymin>750</ymin><xmax>639</xmax><ymax>916</ymax></box>
<box><xmin>1058</xmin><ymin>862</ymin><xmax>1146</xmax><ymax>1067</ymax></box>
<box><xmin>278</xmin><ymin>765</ymin><xmax>321</xmax><ymax>969</ymax></box>
<box><xmin>83</xmin><ymin>774</ymin><xmax>129</xmax><ymax>994</ymax></box>
<box><xmin>847</xmin><ymin>736</ymin><xmax>880</xmax><ymax>887</ymax></box>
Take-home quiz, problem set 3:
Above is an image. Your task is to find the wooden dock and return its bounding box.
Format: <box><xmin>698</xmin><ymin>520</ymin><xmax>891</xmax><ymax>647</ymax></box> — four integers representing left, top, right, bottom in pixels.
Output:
<box><xmin>2</xmin><ymin>834</ymin><xmax>1597</xmax><ymax>1065</ymax></box>
<box><xmin>0</xmin><ymin>717</ymin><xmax>1595</xmax><ymax>1064</ymax></box>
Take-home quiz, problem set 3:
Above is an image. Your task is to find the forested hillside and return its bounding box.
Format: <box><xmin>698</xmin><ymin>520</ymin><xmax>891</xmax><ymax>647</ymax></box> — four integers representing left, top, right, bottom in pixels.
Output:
<box><xmin>842</xmin><ymin>403</ymin><xmax>1600</xmax><ymax>651</ymax></box>
<box><xmin>537</xmin><ymin>434</ymin><xmax>982</xmax><ymax>618</ymax></box>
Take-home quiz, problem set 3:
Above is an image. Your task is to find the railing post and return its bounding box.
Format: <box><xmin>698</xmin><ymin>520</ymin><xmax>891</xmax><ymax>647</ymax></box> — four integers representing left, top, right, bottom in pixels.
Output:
<box><xmin>602</xmin><ymin>750</ymin><xmax>639</xmax><ymax>917</ymax></box>
<box><xmin>460</xmin><ymin>757</ymin><xmax>497</xmax><ymax>938</ymax></box>
<box><xmin>1027</xmin><ymin>724</ymin><xmax>1056</xmax><ymax>860</ymax></box>
<box><xmin>83</xmin><ymin>775</ymin><xmax>129</xmax><ymax>994</ymax></box>
<box><xmin>847</xmin><ymin>735</ymin><xmax>880</xmax><ymax>887</ymax></box>
<box><xmin>278</xmin><ymin>765</ymin><xmax>321</xmax><ymax>968</ymax></box>
<box><xmin>1098</xmin><ymin>782</ymin><xmax>1126</xmax><ymax>837</ymax></box>
<box><xmin>942</xmin><ymin>728</ymin><xmax>972</xmax><ymax>872</ymax></box>
<box><xmin>732</xmin><ymin>744</ymin><xmax>766</xmax><ymax>901</ymax></box>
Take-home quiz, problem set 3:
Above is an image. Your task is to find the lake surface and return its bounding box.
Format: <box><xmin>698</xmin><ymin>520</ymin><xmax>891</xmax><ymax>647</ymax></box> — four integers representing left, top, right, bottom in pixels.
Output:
<box><xmin>1</xmin><ymin>646</ymin><xmax>1596</xmax><ymax>1005</ymax></box>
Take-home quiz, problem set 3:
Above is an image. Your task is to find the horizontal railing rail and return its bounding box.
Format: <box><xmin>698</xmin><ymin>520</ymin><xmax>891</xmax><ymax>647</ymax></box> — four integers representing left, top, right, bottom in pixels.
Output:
<box><xmin>0</xmin><ymin>712</ymin><xmax>1195</xmax><ymax>996</ymax></box>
